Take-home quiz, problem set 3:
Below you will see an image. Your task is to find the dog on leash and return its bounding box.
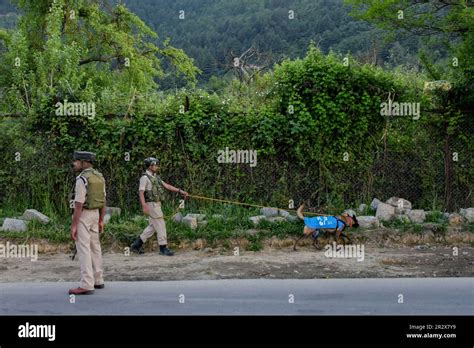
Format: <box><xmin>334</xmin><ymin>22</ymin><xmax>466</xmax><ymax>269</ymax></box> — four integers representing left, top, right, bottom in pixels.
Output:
<box><xmin>293</xmin><ymin>204</ymin><xmax>359</xmax><ymax>251</ymax></box>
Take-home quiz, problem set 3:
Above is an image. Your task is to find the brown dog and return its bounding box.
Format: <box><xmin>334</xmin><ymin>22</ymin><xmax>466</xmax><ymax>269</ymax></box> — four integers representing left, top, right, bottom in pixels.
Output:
<box><xmin>293</xmin><ymin>204</ymin><xmax>359</xmax><ymax>251</ymax></box>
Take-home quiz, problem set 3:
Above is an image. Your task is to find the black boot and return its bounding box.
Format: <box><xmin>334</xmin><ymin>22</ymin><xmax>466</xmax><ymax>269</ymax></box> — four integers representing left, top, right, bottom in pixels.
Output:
<box><xmin>159</xmin><ymin>245</ymin><xmax>174</xmax><ymax>256</ymax></box>
<box><xmin>131</xmin><ymin>237</ymin><xmax>144</xmax><ymax>254</ymax></box>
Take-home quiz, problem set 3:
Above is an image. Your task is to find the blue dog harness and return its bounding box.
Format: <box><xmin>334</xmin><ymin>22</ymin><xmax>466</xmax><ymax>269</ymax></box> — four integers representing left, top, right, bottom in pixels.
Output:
<box><xmin>304</xmin><ymin>216</ymin><xmax>340</xmax><ymax>229</ymax></box>
<box><xmin>304</xmin><ymin>216</ymin><xmax>346</xmax><ymax>240</ymax></box>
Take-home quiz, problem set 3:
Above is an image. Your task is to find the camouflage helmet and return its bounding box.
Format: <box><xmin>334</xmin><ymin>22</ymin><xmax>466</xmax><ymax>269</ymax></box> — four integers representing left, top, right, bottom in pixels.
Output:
<box><xmin>144</xmin><ymin>157</ymin><xmax>159</xmax><ymax>168</ymax></box>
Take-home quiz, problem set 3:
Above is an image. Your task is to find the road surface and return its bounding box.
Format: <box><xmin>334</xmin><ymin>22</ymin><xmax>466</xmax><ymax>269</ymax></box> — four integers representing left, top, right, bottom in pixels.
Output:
<box><xmin>0</xmin><ymin>278</ymin><xmax>472</xmax><ymax>315</ymax></box>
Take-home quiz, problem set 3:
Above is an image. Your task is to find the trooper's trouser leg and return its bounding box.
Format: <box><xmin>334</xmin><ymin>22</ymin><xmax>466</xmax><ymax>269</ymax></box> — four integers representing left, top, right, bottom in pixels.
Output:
<box><xmin>90</xmin><ymin>222</ymin><xmax>104</xmax><ymax>285</ymax></box>
<box><xmin>139</xmin><ymin>224</ymin><xmax>155</xmax><ymax>243</ymax></box>
<box><xmin>75</xmin><ymin>209</ymin><xmax>102</xmax><ymax>290</ymax></box>
<box><xmin>140</xmin><ymin>202</ymin><xmax>167</xmax><ymax>246</ymax></box>
<box><xmin>150</xmin><ymin>216</ymin><xmax>167</xmax><ymax>246</ymax></box>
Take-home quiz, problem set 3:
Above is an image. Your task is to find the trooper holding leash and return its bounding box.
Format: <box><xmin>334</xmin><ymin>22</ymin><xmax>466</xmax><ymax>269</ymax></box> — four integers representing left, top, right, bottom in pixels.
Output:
<box><xmin>131</xmin><ymin>157</ymin><xmax>189</xmax><ymax>255</ymax></box>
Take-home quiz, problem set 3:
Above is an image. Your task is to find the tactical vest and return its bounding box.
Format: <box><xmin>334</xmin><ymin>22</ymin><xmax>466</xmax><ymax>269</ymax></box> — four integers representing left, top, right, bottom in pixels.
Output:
<box><xmin>143</xmin><ymin>173</ymin><xmax>165</xmax><ymax>203</ymax></box>
<box><xmin>80</xmin><ymin>169</ymin><xmax>106</xmax><ymax>209</ymax></box>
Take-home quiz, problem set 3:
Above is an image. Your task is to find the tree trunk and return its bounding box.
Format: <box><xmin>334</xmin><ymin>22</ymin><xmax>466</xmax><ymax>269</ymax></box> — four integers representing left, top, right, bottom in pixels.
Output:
<box><xmin>443</xmin><ymin>122</ymin><xmax>453</xmax><ymax>212</ymax></box>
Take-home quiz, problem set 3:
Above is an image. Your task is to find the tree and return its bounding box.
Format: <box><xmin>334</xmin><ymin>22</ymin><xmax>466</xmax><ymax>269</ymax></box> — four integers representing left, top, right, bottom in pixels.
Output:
<box><xmin>0</xmin><ymin>0</ymin><xmax>202</xmax><ymax>211</ymax></box>
<box><xmin>0</xmin><ymin>0</ymin><xmax>200</xmax><ymax>120</ymax></box>
<box><xmin>345</xmin><ymin>0</ymin><xmax>474</xmax><ymax>210</ymax></box>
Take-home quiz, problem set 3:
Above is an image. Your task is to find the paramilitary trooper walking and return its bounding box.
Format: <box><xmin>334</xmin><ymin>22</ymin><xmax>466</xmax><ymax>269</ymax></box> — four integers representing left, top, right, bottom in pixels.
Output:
<box><xmin>69</xmin><ymin>151</ymin><xmax>106</xmax><ymax>295</ymax></box>
<box><xmin>131</xmin><ymin>157</ymin><xmax>188</xmax><ymax>256</ymax></box>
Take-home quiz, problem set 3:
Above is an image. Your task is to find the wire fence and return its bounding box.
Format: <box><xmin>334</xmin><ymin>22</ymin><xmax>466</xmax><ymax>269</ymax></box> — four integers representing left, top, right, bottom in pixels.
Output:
<box><xmin>1</xmin><ymin>126</ymin><xmax>472</xmax><ymax>216</ymax></box>
<box><xmin>101</xmin><ymin>142</ymin><xmax>472</xmax><ymax>215</ymax></box>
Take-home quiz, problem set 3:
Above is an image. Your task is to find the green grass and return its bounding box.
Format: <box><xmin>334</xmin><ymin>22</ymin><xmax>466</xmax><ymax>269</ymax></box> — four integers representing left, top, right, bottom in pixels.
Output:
<box><xmin>383</xmin><ymin>217</ymin><xmax>412</xmax><ymax>230</ymax></box>
<box><xmin>382</xmin><ymin>214</ymin><xmax>450</xmax><ymax>235</ymax></box>
<box><xmin>0</xmin><ymin>204</ymin><xmax>302</xmax><ymax>247</ymax></box>
<box><xmin>434</xmin><ymin>224</ymin><xmax>448</xmax><ymax>234</ymax></box>
<box><xmin>0</xmin><ymin>205</ymin><xmax>71</xmax><ymax>242</ymax></box>
<box><xmin>247</xmin><ymin>235</ymin><xmax>264</xmax><ymax>251</ymax></box>
<box><xmin>467</xmin><ymin>223</ymin><xmax>474</xmax><ymax>233</ymax></box>
<box><xmin>383</xmin><ymin>218</ymin><xmax>423</xmax><ymax>233</ymax></box>
<box><xmin>1</xmin><ymin>204</ymin><xmax>467</xmax><ymax>248</ymax></box>
<box><xmin>366</xmin><ymin>207</ymin><xmax>377</xmax><ymax>216</ymax></box>
<box><xmin>0</xmin><ymin>219</ymin><xmax>71</xmax><ymax>242</ymax></box>
<box><xmin>425</xmin><ymin>210</ymin><xmax>448</xmax><ymax>224</ymax></box>
<box><xmin>412</xmin><ymin>224</ymin><xmax>423</xmax><ymax>234</ymax></box>
<box><xmin>165</xmin><ymin>205</ymin><xmax>302</xmax><ymax>248</ymax></box>
<box><xmin>102</xmin><ymin>216</ymin><xmax>148</xmax><ymax>244</ymax></box>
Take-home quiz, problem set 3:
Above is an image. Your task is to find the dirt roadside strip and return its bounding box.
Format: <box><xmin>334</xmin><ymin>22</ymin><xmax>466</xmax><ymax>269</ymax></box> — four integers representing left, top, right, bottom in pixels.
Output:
<box><xmin>0</xmin><ymin>245</ymin><xmax>472</xmax><ymax>282</ymax></box>
<box><xmin>1</xmin><ymin>227</ymin><xmax>473</xmax><ymax>281</ymax></box>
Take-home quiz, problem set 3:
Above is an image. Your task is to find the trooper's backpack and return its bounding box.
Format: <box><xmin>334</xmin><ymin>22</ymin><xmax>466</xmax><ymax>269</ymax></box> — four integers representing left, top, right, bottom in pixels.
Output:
<box><xmin>79</xmin><ymin>169</ymin><xmax>106</xmax><ymax>209</ymax></box>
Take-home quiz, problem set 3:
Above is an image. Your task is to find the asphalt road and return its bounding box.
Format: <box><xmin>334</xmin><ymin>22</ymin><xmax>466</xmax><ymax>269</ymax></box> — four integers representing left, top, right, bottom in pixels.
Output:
<box><xmin>0</xmin><ymin>278</ymin><xmax>472</xmax><ymax>315</ymax></box>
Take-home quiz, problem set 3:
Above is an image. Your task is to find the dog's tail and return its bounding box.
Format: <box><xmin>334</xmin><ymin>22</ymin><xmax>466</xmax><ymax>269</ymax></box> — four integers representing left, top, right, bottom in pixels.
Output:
<box><xmin>296</xmin><ymin>204</ymin><xmax>305</xmax><ymax>221</ymax></box>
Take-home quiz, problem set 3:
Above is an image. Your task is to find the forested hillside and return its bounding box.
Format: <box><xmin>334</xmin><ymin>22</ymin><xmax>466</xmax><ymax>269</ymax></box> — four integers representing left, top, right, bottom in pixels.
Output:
<box><xmin>124</xmin><ymin>0</ymin><xmax>426</xmax><ymax>85</ymax></box>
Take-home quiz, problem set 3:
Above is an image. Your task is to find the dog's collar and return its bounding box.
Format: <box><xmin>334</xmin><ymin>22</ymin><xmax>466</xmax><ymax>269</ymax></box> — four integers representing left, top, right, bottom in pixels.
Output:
<box><xmin>344</xmin><ymin>216</ymin><xmax>355</xmax><ymax>227</ymax></box>
<box><xmin>337</xmin><ymin>216</ymin><xmax>354</xmax><ymax>229</ymax></box>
